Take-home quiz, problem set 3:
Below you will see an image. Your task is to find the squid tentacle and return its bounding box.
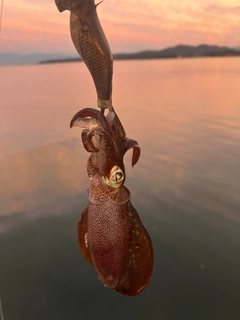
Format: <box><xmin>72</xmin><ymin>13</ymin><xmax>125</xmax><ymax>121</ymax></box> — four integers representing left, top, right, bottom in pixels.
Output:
<box><xmin>120</xmin><ymin>138</ymin><xmax>141</xmax><ymax>167</ymax></box>
<box><xmin>70</xmin><ymin>108</ymin><xmax>111</xmax><ymax>135</ymax></box>
<box><xmin>84</xmin><ymin>127</ymin><xmax>112</xmax><ymax>153</ymax></box>
<box><xmin>82</xmin><ymin>130</ymin><xmax>99</xmax><ymax>153</ymax></box>
<box><xmin>108</xmin><ymin>108</ymin><xmax>126</xmax><ymax>141</ymax></box>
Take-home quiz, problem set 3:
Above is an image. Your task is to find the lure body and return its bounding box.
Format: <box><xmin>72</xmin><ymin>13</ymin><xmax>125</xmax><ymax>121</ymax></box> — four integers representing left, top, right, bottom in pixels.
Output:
<box><xmin>55</xmin><ymin>0</ymin><xmax>113</xmax><ymax>110</ymax></box>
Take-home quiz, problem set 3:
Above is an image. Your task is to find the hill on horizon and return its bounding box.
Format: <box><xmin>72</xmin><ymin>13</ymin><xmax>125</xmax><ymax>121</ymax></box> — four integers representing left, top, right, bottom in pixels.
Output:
<box><xmin>113</xmin><ymin>44</ymin><xmax>239</xmax><ymax>60</ymax></box>
<box><xmin>38</xmin><ymin>44</ymin><xmax>240</xmax><ymax>64</ymax></box>
<box><xmin>0</xmin><ymin>44</ymin><xmax>239</xmax><ymax>65</ymax></box>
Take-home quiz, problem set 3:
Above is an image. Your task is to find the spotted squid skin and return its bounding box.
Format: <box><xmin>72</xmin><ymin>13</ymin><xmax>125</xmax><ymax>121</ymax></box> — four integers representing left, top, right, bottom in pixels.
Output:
<box><xmin>115</xmin><ymin>202</ymin><xmax>153</xmax><ymax>296</ymax></box>
<box><xmin>78</xmin><ymin>184</ymin><xmax>153</xmax><ymax>295</ymax></box>
<box><xmin>88</xmin><ymin>183</ymin><xmax>131</xmax><ymax>289</ymax></box>
<box><xmin>55</xmin><ymin>0</ymin><xmax>113</xmax><ymax>110</ymax></box>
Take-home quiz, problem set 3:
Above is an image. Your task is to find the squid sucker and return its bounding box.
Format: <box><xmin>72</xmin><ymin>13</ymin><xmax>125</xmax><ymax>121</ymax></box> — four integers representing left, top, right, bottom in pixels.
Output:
<box><xmin>55</xmin><ymin>0</ymin><xmax>153</xmax><ymax>296</ymax></box>
<box><xmin>71</xmin><ymin>108</ymin><xmax>154</xmax><ymax>296</ymax></box>
<box><xmin>55</xmin><ymin>0</ymin><xmax>113</xmax><ymax>110</ymax></box>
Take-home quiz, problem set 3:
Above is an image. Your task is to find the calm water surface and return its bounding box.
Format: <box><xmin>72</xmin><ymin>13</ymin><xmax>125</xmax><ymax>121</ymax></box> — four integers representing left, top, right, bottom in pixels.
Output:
<box><xmin>1</xmin><ymin>58</ymin><xmax>240</xmax><ymax>319</ymax></box>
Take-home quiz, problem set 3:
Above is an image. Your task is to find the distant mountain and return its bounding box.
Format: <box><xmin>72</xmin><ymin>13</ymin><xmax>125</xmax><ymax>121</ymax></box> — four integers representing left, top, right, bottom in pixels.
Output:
<box><xmin>39</xmin><ymin>57</ymin><xmax>82</xmax><ymax>64</ymax></box>
<box><xmin>113</xmin><ymin>44</ymin><xmax>239</xmax><ymax>60</ymax></box>
<box><xmin>1</xmin><ymin>45</ymin><xmax>239</xmax><ymax>66</ymax></box>
<box><xmin>41</xmin><ymin>44</ymin><xmax>240</xmax><ymax>64</ymax></box>
<box><xmin>0</xmin><ymin>52</ymin><xmax>77</xmax><ymax>65</ymax></box>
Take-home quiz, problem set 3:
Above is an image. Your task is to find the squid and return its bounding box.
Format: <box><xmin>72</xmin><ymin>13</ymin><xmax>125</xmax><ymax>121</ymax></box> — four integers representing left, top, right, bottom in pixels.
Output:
<box><xmin>70</xmin><ymin>108</ymin><xmax>153</xmax><ymax>296</ymax></box>
<box><xmin>55</xmin><ymin>0</ymin><xmax>154</xmax><ymax>295</ymax></box>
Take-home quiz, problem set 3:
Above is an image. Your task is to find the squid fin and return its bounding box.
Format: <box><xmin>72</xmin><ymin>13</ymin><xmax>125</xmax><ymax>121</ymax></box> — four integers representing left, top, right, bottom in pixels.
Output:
<box><xmin>78</xmin><ymin>207</ymin><xmax>93</xmax><ymax>265</ymax></box>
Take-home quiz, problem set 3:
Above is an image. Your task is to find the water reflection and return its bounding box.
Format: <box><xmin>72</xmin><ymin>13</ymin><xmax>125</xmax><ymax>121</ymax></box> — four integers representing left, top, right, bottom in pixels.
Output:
<box><xmin>0</xmin><ymin>138</ymin><xmax>89</xmax><ymax>231</ymax></box>
<box><xmin>1</xmin><ymin>58</ymin><xmax>240</xmax><ymax>320</ymax></box>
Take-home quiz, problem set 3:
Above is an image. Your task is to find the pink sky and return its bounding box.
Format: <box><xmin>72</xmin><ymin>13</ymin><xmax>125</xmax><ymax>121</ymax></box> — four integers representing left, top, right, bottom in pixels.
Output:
<box><xmin>0</xmin><ymin>0</ymin><xmax>240</xmax><ymax>54</ymax></box>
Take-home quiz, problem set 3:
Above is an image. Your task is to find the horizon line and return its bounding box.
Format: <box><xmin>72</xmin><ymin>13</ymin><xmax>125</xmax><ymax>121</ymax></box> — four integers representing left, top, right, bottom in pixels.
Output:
<box><xmin>0</xmin><ymin>43</ymin><xmax>240</xmax><ymax>56</ymax></box>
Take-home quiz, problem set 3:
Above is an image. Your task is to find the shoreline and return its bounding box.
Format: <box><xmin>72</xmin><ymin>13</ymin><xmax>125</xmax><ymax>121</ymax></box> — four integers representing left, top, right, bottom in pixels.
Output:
<box><xmin>40</xmin><ymin>52</ymin><xmax>240</xmax><ymax>65</ymax></box>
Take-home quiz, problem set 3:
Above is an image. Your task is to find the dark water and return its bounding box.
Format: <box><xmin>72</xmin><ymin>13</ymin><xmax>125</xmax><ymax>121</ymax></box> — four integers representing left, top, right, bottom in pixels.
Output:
<box><xmin>1</xmin><ymin>58</ymin><xmax>240</xmax><ymax>319</ymax></box>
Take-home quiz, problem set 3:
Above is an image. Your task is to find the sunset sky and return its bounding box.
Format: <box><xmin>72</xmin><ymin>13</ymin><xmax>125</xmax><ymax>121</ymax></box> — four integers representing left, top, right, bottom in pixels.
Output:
<box><xmin>0</xmin><ymin>0</ymin><xmax>239</xmax><ymax>54</ymax></box>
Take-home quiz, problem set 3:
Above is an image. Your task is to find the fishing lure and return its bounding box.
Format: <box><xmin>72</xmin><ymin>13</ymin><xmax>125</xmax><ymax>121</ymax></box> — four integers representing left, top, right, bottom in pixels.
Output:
<box><xmin>55</xmin><ymin>0</ymin><xmax>113</xmax><ymax>111</ymax></box>
<box><xmin>55</xmin><ymin>0</ymin><xmax>153</xmax><ymax>295</ymax></box>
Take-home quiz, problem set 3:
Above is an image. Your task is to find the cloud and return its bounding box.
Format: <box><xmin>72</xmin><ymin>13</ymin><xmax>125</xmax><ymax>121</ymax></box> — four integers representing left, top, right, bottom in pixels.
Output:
<box><xmin>1</xmin><ymin>0</ymin><xmax>240</xmax><ymax>54</ymax></box>
<box><xmin>203</xmin><ymin>4</ymin><xmax>240</xmax><ymax>15</ymax></box>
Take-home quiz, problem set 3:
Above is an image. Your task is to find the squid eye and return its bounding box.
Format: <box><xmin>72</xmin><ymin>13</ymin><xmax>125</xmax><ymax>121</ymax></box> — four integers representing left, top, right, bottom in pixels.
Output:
<box><xmin>109</xmin><ymin>166</ymin><xmax>124</xmax><ymax>188</ymax></box>
<box><xmin>102</xmin><ymin>166</ymin><xmax>124</xmax><ymax>188</ymax></box>
<box><xmin>115</xmin><ymin>172</ymin><xmax>123</xmax><ymax>182</ymax></box>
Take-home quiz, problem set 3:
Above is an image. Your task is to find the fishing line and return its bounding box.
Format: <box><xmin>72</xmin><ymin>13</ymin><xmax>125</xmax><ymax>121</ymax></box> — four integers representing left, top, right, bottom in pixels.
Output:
<box><xmin>0</xmin><ymin>0</ymin><xmax>4</xmax><ymax>35</ymax></box>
